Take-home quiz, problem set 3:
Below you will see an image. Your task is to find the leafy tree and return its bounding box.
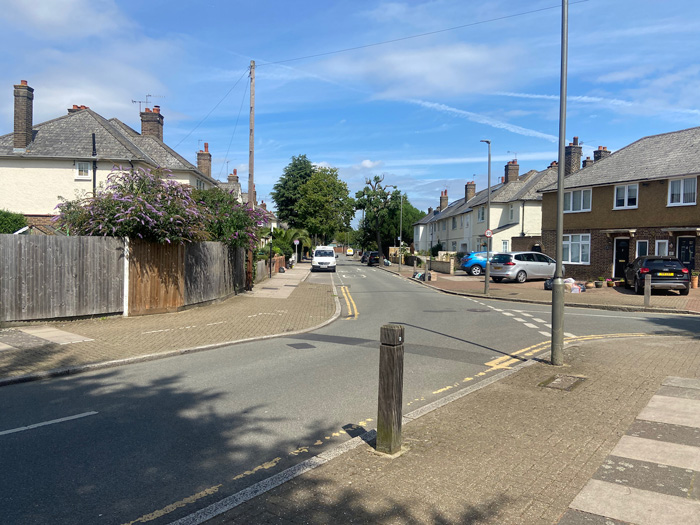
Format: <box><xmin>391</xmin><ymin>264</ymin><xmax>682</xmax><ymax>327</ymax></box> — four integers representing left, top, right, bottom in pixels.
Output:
<box><xmin>270</xmin><ymin>154</ymin><xmax>314</xmax><ymax>227</ymax></box>
<box><xmin>355</xmin><ymin>175</ymin><xmax>400</xmax><ymax>259</ymax></box>
<box><xmin>297</xmin><ymin>167</ymin><xmax>355</xmax><ymax>244</ymax></box>
<box><xmin>0</xmin><ymin>209</ymin><xmax>27</xmax><ymax>234</ymax></box>
<box><xmin>55</xmin><ymin>167</ymin><xmax>208</xmax><ymax>244</ymax></box>
<box><xmin>193</xmin><ymin>188</ymin><xmax>266</xmax><ymax>249</ymax></box>
<box><xmin>270</xmin><ymin>227</ymin><xmax>311</xmax><ymax>260</ymax></box>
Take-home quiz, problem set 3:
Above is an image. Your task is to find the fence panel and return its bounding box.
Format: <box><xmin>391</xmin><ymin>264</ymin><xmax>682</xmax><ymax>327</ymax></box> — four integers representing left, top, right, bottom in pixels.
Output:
<box><xmin>128</xmin><ymin>240</ymin><xmax>184</xmax><ymax>316</ymax></box>
<box><xmin>185</xmin><ymin>242</ymin><xmax>242</xmax><ymax>306</ymax></box>
<box><xmin>0</xmin><ymin>234</ymin><xmax>124</xmax><ymax>322</ymax></box>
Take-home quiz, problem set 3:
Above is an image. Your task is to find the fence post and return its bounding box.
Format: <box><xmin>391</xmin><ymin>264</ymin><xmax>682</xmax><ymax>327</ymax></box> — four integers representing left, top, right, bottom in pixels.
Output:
<box><xmin>123</xmin><ymin>236</ymin><xmax>130</xmax><ymax>317</ymax></box>
<box><xmin>644</xmin><ymin>273</ymin><xmax>651</xmax><ymax>307</ymax></box>
<box><xmin>377</xmin><ymin>324</ymin><xmax>405</xmax><ymax>455</ymax></box>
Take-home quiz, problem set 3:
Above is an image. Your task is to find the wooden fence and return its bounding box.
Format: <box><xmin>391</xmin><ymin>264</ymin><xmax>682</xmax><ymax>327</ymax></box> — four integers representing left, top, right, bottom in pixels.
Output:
<box><xmin>1</xmin><ymin>235</ymin><xmax>247</xmax><ymax>323</ymax></box>
<box><xmin>0</xmin><ymin>234</ymin><xmax>124</xmax><ymax>322</ymax></box>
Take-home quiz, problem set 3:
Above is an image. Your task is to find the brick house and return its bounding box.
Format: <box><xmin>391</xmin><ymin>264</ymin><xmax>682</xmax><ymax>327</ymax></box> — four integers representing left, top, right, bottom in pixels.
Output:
<box><xmin>539</xmin><ymin>129</ymin><xmax>700</xmax><ymax>280</ymax></box>
<box><xmin>0</xmin><ymin>80</ymin><xmax>219</xmax><ymax>227</ymax></box>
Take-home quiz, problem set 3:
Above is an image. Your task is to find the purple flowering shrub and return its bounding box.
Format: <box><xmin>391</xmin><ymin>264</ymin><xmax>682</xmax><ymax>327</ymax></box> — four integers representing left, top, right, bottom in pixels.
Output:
<box><xmin>55</xmin><ymin>167</ymin><xmax>207</xmax><ymax>244</ymax></box>
<box><xmin>192</xmin><ymin>188</ymin><xmax>266</xmax><ymax>250</ymax></box>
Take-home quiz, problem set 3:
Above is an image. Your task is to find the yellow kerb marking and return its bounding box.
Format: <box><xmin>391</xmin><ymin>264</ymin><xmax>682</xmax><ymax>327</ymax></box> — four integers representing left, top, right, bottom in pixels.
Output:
<box><xmin>232</xmin><ymin>457</ymin><xmax>282</xmax><ymax>480</ymax></box>
<box><xmin>463</xmin><ymin>377</ymin><xmax>473</xmax><ymax>382</ymax></box>
<box><xmin>122</xmin><ymin>484</ymin><xmax>222</xmax><ymax>524</ymax></box>
<box><xmin>314</xmin><ymin>440</ymin><xmax>323</xmax><ymax>446</ymax></box>
<box><xmin>432</xmin><ymin>385</ymin><xmax>454</xmax><ymax>394</ymax></box>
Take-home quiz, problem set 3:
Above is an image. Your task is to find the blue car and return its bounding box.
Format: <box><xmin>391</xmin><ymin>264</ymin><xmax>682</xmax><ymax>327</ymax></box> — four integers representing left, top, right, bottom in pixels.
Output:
<box><xmin>460</xmin><ymin>251</ymin><xmax>489</xmax><ymax>276</ymax></box>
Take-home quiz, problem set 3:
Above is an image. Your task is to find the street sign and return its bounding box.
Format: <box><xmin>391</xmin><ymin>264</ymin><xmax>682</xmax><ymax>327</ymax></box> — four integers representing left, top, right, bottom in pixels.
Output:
<box><xmin>293</xmin><ymin>239</ymin><xmax>299</xmax><ymax>245</ymax></box>
<box><xmin>484</xmin><ymin>229</ymin><xmax>493</xmax><ymax>238</ymax></box>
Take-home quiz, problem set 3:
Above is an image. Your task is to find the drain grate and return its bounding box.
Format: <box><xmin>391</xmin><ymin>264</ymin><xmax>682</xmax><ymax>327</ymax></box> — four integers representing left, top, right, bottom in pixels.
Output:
<box><xmin>539</xmin><ymin>374</ymin><xmax>586</xmax><ymax>391</ymax></box>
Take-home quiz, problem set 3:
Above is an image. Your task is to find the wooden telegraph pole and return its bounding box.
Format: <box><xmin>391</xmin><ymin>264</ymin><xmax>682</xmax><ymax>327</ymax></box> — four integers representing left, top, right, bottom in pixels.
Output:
<box><xmin>246</xmin><ymin>60</ymin><xmax>256</xmax><ymax>290</ymax></box>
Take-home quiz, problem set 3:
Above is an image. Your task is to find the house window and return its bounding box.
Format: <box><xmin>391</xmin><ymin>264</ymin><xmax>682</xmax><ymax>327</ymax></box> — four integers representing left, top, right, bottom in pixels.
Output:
<box><xmin>668</xmin><ymin>176</ymin><xmax>697</xmax><ymax>206</ymax></box>
<box><xmin>656</xmin><ymin>239</ymin><xmax>669</xmax><ymax>256</ymax></box>
<box><xmin>460</xmin><ymin>216</ymin><xmax>463</xmax><ymax>228</ymax></box>
<box><xmin>442</xmin><ymin>221</ymin><xmax>446</xmax><ymax>231</ymax></box>
<box><xmin>563</xmin><ymin>188</ymin><xmax>592</xmax><ymax>213</ymax></box>
<box><xmin>75</xmin><ymin>161</ymin><xmax>90</xmax><ymax>180</ymax></box>
<box><xmin>614</xmin><ymin>184</ymin><xmax>638</xmax><ymax>209</ymax></box>
<box><xmin>477</xmin><ymin>207</ymin><xmax>485</xmax><ymax>222</ymax></box>
<box><xmin>562</xmin><ymin>233</ymin><xmax>591</xmax><ymax>264</ymax></box>
<box><xmin>509</xmin><ymin>204</ymin><xmax>514</xmax><ymax>221</ymax></box>
<box><xmin>451</xmin><ymin>241</ymin><xmax>457</xmax><ymax>251</ymax></box>
<box><xmin>502</xmin><ymin>240</ymin><xmax>509</xmax><ymax>252</ymax></box>
<box><xmin>636</xmin><ymin>240</ymin><xmax>648</xmax><ymax>257</ymax></box>
<box><xmin>452</xmin><ymin>217</ymin><xmax>457</xmax><ymax>229</ymax></box>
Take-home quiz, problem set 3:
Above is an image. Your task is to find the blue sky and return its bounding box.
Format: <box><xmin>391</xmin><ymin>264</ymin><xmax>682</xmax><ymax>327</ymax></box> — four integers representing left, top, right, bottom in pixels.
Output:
<box><xmin>1</xmin><ymin>0</ymin><xmax>699</xmax><ymax>216</ymax></box>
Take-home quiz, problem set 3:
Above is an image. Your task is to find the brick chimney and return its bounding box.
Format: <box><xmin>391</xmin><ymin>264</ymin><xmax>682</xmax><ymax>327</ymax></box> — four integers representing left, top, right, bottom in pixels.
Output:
<box><xmin>504</xmin><ymin>160</ymin><xmax>519</xmax><ymax>183</ymax></box>
<box><xmin>140</xmin><ymin>106</ymin><xmax>164</xmax><ymax>141</ymax></box>
<box><xmin>564</xmin><ymin>136</ymin><xmax>582</xmax><ymax>176</ymax></box>
<box><xmin>228</xmin><ymin>168</ymin><xmax>239</xmax><ymax>184</ymax></box>
<box><xmin>14</xmin><ymin>80</ymin><xmax>34</xmax><ymax>151</ymax></box>
<box><xmin>67</xmin><ymin>104</ymin><xmax>89</xmax><ymax>114</ymax></box>
<box><xmin>582</xmin><ymin>156</ymin><xmax>594</xmax><ymax>168</ymax></box>
<box><xmin>260</xmin><ymin>201</ymin><xmax>267</xmax><ymax>210</ymax></box>
<box><xmin>465</xmin><ymin>181</ymin><xmax>476</xmax><ymax>202</ymax></box>
<box><xmin>594</xmin><ymin>146</ymin><xmax>611</xmax><ymax>162</ymax></box>
<box><xmin>428</xmin><ymin>207</ymin><xmax>433</xmax><ymax>215</ymax></box>
<box><xmin>549</xmin><ymin>161</ymin><xmax>558</xmax><ymax>168</ymax></box>
<box><xmin>439</xmin><ymin>189</ymin><xmax>448</xmax><ymax>211</ymax></box>
<box><xmin>197</xmin><ymin>142</ymin><xmax>212</xmax><ymax>178</ymax></box>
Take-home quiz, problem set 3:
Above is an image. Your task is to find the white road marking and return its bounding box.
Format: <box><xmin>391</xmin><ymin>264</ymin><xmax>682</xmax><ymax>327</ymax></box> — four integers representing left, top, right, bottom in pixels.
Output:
<box><xmin>502</xmin><ymin>312</ymin><xmax>514</xmax><ymax>317</ymax></box>
<box><xmin>1</xmin><ymin>411</ymin><xmax>98</xmax><ymax>436</ymax></box>
<box><xmin>544</xmin><ymin>323</ymin><xmax>552</xmax><ymax>328</ymax></box>
<box><xmin>513</xmin><ymin>318</ymin><xmax>526</xmax><ymax>322</ymax></box>
<box><xmin>564</xmin><ymin>332</ymin><xmax>576</xmax><ymax>338</ymax></box>
<box><xmin>532</xmin><ymin>318</ymin><xmax>547</xmax><ymax>323</ymax></box>
<box><xmin>521</xmin><ymin>313</ymin><xmax>534</xmax><ymax>317</ymax></box>
<box><xmin>539</xmin><ymin>331</ymin><xmax>550</xmax><ymax>337</ymax></box>
<box><xmin>524</xmin><ymin>323</ymin><xmax>538</xmax><ymax>329</ymax></box>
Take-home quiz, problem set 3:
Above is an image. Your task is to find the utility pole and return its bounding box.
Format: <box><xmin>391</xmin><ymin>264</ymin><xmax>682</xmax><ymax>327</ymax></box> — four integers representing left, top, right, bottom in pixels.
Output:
<box><xmin>246</xmin><ymin>60</ymin><xmax>256</xmax><ymax>291</ymax></box>
<box><xmin>551</xmin><ymin>1</ymin><xmax>568</xmax><ymax>366</ymax></box>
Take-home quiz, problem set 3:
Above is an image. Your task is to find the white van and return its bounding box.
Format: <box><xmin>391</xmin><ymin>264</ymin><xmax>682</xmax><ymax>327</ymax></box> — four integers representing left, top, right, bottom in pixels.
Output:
<box><xmin>311</xmin><ymin>246</ymin><xmax>337</xmax><ymax>272</ymax></box>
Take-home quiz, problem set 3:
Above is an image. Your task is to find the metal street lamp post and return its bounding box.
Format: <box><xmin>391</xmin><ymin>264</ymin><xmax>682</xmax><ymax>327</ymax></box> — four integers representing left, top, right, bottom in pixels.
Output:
<box><xmin>398</xmin><ymin>193</ymin><xmax>403</xmax><ymax>273</ymax></box>
<box><xmin>480</xmin><ymin>139</ymin><xmax>492</xmax><ymax>296</ymax></box>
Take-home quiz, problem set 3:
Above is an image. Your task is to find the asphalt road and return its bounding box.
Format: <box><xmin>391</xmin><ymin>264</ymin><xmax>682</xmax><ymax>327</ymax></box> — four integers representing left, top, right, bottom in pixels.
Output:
<box><xmin>2</xmin><ymin>257</ymin><xmax>698</xmax><ymax>525</ymax></box>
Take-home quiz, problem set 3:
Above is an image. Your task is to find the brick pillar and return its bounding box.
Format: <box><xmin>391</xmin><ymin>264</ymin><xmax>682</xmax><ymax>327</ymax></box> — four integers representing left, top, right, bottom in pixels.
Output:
<box><xmin>14</xmin><ymin>80</ymin><xmax>34</xmax><ymax>151</ymax></box>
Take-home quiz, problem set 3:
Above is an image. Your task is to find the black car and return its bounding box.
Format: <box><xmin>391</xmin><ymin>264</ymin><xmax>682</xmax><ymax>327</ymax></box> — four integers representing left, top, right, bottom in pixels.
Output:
<box><xmin>624</xmin><ymin>256</ymin><xmax>690</xmax><ymax>295</ymax></box>
<box><xmin>360</xmin><ymin>252</ymin><xmax>368</xmax><ymax>263</ymax></box>
<box><xmin>367</xmin><ymin>251</ymin><xmax>380</xmax><ymax>266</ymax></box>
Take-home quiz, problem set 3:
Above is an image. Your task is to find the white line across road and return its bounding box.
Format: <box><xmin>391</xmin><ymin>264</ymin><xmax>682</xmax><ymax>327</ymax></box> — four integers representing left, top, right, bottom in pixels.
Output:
<box><xmin>0</xmin><ymin>411</ymin><xmax>98</xmax><ymax>437</ymax></box>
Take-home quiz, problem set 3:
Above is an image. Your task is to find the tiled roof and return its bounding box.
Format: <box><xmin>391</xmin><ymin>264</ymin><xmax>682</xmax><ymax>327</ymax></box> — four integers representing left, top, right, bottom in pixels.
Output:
<box><xmin>540</xmin><ymin>126</ymin><xmax>700</xmax><ymax>192</ymax></box>
<box><xmin>0</xmin><ymin>108</ymin><xmax>216</xmax><ymax>183</ymax></box>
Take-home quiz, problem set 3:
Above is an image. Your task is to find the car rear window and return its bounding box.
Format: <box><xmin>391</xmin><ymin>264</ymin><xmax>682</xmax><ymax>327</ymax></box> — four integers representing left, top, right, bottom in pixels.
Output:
<box><xmin>314</xmin><ymin>250</ymin><xmax>334</xmax><ymax>257</ymax></box>
<box><xmin>646</xmin><ymin>259</ymin><xmax>684</xmax><ymax>270</ymax></box>
<box><xmin>492</xmin><ymin>254</ymin><xmax>512</xmax><ymax>263</ymax></box>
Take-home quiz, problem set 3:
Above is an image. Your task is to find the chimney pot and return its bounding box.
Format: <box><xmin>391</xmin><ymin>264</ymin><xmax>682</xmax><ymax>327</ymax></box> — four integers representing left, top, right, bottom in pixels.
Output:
<box><xmin>573</xmin><ymin>136</ymin><xmax>579</xmax><ymax>145</ymax></box>
<box><xmin>204</xmin><ymin>142</ymin><xmax>209</xmax><ymax>152</ymax></box>
<box><xmin>20</xmin><ymin>80</ymin><xmax>27</xmax><ymax>86</ymax></box>
<box><xmin>153</xmin><ymin>105</ymin><xmax>160</xmax><ymax>114</ymax></box>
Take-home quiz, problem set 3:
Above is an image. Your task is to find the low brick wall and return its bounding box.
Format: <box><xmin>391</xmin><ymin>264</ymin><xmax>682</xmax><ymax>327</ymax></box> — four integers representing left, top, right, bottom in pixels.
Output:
<box><xmin>427</xmin><ymin>258</ymin><xmax>455</xmax><ymax>275</ymax></box>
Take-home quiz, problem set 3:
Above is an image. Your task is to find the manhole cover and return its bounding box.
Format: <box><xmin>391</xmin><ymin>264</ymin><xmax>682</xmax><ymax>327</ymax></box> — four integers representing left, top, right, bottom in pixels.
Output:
<box><xmin>539</xmin><ymin>374</ymin><xmax>586</xmax><ymax>391</ymax></box>
<box><xmin>288</xmin><ymin>343</ymin><xmax>316</xmax><ymax>350</ymax></box>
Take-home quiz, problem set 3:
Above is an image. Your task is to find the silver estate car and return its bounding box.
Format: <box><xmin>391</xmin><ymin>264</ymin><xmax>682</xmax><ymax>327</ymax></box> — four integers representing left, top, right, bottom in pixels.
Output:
<box><xmin>490</xmin><ymin>251</ymin><xmax>560</xmax><ymax>283</ymax></box>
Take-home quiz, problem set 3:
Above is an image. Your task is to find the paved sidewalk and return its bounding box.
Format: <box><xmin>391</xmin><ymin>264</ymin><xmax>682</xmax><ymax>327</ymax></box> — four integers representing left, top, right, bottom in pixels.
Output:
<box><xmin>381</xmin><ymin>263</ymin><xmax>700</xmax><ymax>315</ymax></box>
<box><xmin>0</xmin><ymin>263</ymin><xmax>337</xmax><ymax>385</ymax></box>
<box><xmin>205</xmin><ymin>335</ymin><xmax>700</xmax><ymax>525</ymax></box>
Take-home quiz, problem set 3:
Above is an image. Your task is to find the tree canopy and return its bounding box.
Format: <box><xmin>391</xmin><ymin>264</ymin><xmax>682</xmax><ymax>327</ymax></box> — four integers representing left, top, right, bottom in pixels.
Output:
<box><xmin>297</xmin><ymin>167</ymin><xmax>355</xmax><ymax>244</ymax></box>
<box><xmin>0</xmin><ymin>209</ymin><xmax>27</xmax><ymax>234</ymax></box>
<box><xmin>270</xmin><ymin>154</ymin><xmax>314</xmax><ymax>228</ymax></box>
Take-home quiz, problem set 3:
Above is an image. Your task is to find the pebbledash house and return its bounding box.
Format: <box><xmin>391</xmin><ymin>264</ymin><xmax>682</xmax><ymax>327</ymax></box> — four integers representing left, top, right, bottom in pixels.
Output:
<box><xmin>539</xmin><ymin>129</ymin><xmax>700</xmax><ymax>281</ymax></box>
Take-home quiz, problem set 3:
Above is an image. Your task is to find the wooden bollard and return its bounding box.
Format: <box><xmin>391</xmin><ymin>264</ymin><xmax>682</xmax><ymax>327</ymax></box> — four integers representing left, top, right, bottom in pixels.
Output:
<box><xmin>377</xmin><ymin>324</ymin><xmax>404</xmax><ymax>455</ymax></box>
<box><xmin>644</xmin><ymin>273</ymin><xmax>651</xmax><ymax>307</ymax></box>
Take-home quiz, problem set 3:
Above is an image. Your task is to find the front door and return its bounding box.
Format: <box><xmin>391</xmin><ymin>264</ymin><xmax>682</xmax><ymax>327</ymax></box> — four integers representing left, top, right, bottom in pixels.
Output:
<box><xmin>678</xmin><ymin>237</ymin><xmax>696</xmax><ymax>269</ymax></box>
<box><xmin>614</xmin><ymin>238</ymin><xmax>630</xmax><ymax>278</ymax></box>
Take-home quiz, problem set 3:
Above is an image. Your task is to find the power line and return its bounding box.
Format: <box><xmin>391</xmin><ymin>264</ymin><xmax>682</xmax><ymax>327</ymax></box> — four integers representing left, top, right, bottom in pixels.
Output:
<box><xmin>258</xmin><ymin>1</ymin><xmax>590</xmax><ymax>67</ymax></box>
<box><xmin>218</xmin><ymin>79</ymin><xmax>250</xmax><ymax>179</ymax></box>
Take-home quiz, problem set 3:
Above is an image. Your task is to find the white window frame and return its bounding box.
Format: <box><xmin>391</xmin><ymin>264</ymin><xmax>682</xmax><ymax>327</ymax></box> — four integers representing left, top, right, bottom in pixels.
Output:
<box><xmin>502</xmin><ymin>240</ymin><xmax>509</xmax><ymax>252</ymax></box>
<box><xmin>477</xmin><ymin>207</ymin><xmax>485</xmax><ymax>222</ymax></box>
<box><xmin>75</xmin><ymin>161</ymin><xmax>91</xmax><ymax>180</ymax></box>
<box><xmin>562</xmin><ymin>233</ymin><xmax>591</xmax><ymax>265</ymax></box>
<box><xmin>655</xmin><ymin>239</ymin><xmax>669</xmax><ymax>256</ymax></box>
<box><xmin>668</xmin><ymin>176</ymin><xmax>697</xmax><ymax>206</ymax></box>
<box><xmin>636</xmin><ymin>240</ymin><xmax>648</xmax><ymax>258</ymax></box>
<box><xmin>563</xmin><ymin>188</ymin><xmax>592</xmax><ymax>213</ymax></box>
<box><xmin>613</xmin><ymin>183</ymin><xmax>638</xmax><ymax>210</ymax></box>
<box><xmin>508</xmin><ymin>203</ymin><xmax>514</xmax><ymax>221</ymax></box>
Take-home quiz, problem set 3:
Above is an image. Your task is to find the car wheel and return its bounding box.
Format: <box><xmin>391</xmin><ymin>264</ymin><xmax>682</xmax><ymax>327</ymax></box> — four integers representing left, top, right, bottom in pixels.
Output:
<box><xmin>469</xmin><ymin>265</ymin><xmax>482</xmax><ymax>276</ymax></box>
<box><xmin>680</xmin><ymin>286</ymin><xmax>690</xmax><ymax>296</ymax></box>
<box><xmin>624</xmin><ymin>277</ymin><xmax>631</xmax><ymax>289</ymax></box>
<box><xmin>492</xmin><ymin>277</ymin><xmax>503</xmax><ymax>283</ymax></box>
<box><xmin>634</xmin><ymin>278</ymin><xmax>643</xmax><ymax>295</ymax></box>
<box><xmin>516</xmin><ymin>271</ymin><xmax>527</xmax><ymax>283</ymax></box>
<box><xmin>332</xmin><ymin>267</ymin><xmax>337</xmax><ymax>273</ymax></box>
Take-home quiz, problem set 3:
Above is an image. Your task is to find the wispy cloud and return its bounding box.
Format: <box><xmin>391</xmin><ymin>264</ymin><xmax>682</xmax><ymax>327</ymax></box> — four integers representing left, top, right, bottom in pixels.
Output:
<box><xmin>406</xmin><ymin>99</ymin><xmax>558</xmax><ymax>142</ymax></box>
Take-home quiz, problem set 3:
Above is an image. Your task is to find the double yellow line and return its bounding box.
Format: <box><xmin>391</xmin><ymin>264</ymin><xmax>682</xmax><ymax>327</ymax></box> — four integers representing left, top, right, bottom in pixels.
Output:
<box><xmin>340</xmin><ymin>286</ymin><xmax>359</xmax><ymax>320</ymax></box>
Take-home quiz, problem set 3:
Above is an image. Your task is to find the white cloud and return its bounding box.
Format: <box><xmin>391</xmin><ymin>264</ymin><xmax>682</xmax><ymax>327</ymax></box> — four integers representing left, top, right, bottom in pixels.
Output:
<box><xmin>0</xmin><ymin>0</ymin><xmax>131</xmax><ymax>39</ymax></box>
<box><xmin>359</xmin><ymin>159</ymin><xmax>383</xmax><ymax>169</ymax></box>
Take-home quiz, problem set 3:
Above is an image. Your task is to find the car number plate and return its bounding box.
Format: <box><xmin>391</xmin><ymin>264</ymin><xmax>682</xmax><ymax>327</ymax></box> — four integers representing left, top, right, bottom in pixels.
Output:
<box><xmin>657</xmin><ymin>272</ymin><xmax>673</xmax><ymax>276</ymax></box>
<box><xmin>493</xmin><ymin>265</ymin><xmax>502</xmax><ymax>270</ymax></box>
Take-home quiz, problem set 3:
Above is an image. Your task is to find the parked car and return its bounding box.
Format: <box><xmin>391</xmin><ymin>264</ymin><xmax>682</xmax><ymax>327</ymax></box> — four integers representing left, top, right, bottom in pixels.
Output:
<box><xmin>360</xmin><ymin>252</ymin><xmax>368</xmax><ymax>263</ymax></box>
<box><xmin>624</xmin><ymin>256</ymin><xmax>690</xmax><ymax>295</ymax></box>
<box><xmin>311</xmin><ymin>246</ymin><xmax>337</xmax><ymax>272</ymax></box>
<box><xmin>346</xmin><ymin>248</ymin><xmax>354</xmax><ymax>256</ymax></box>
<box><xmin>459</xmin><ymin>251</ymin><xmax>489</xmax><ymax>276</ymax></box>
<box><xmin>490</xmin><ymin>251</ymin><xmax>560</xmax><ymax>283</ymax></box>
<box><xmin>367</xmin><ymin>251</ymin><xmax>380</xmax><ymax>266</ymax></box>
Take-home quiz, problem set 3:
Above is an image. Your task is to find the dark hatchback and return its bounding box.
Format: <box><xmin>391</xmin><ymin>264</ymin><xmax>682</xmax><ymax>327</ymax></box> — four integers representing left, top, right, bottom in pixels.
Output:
<box><xmin>366</xmin><ymin>251</ymin><xmax>380</xmax><ymax>266</ymax></box>
<box><xmin>624</xmin><ymin>256</ymin><xmax>690</xmax><ymax>295</ymax></box>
